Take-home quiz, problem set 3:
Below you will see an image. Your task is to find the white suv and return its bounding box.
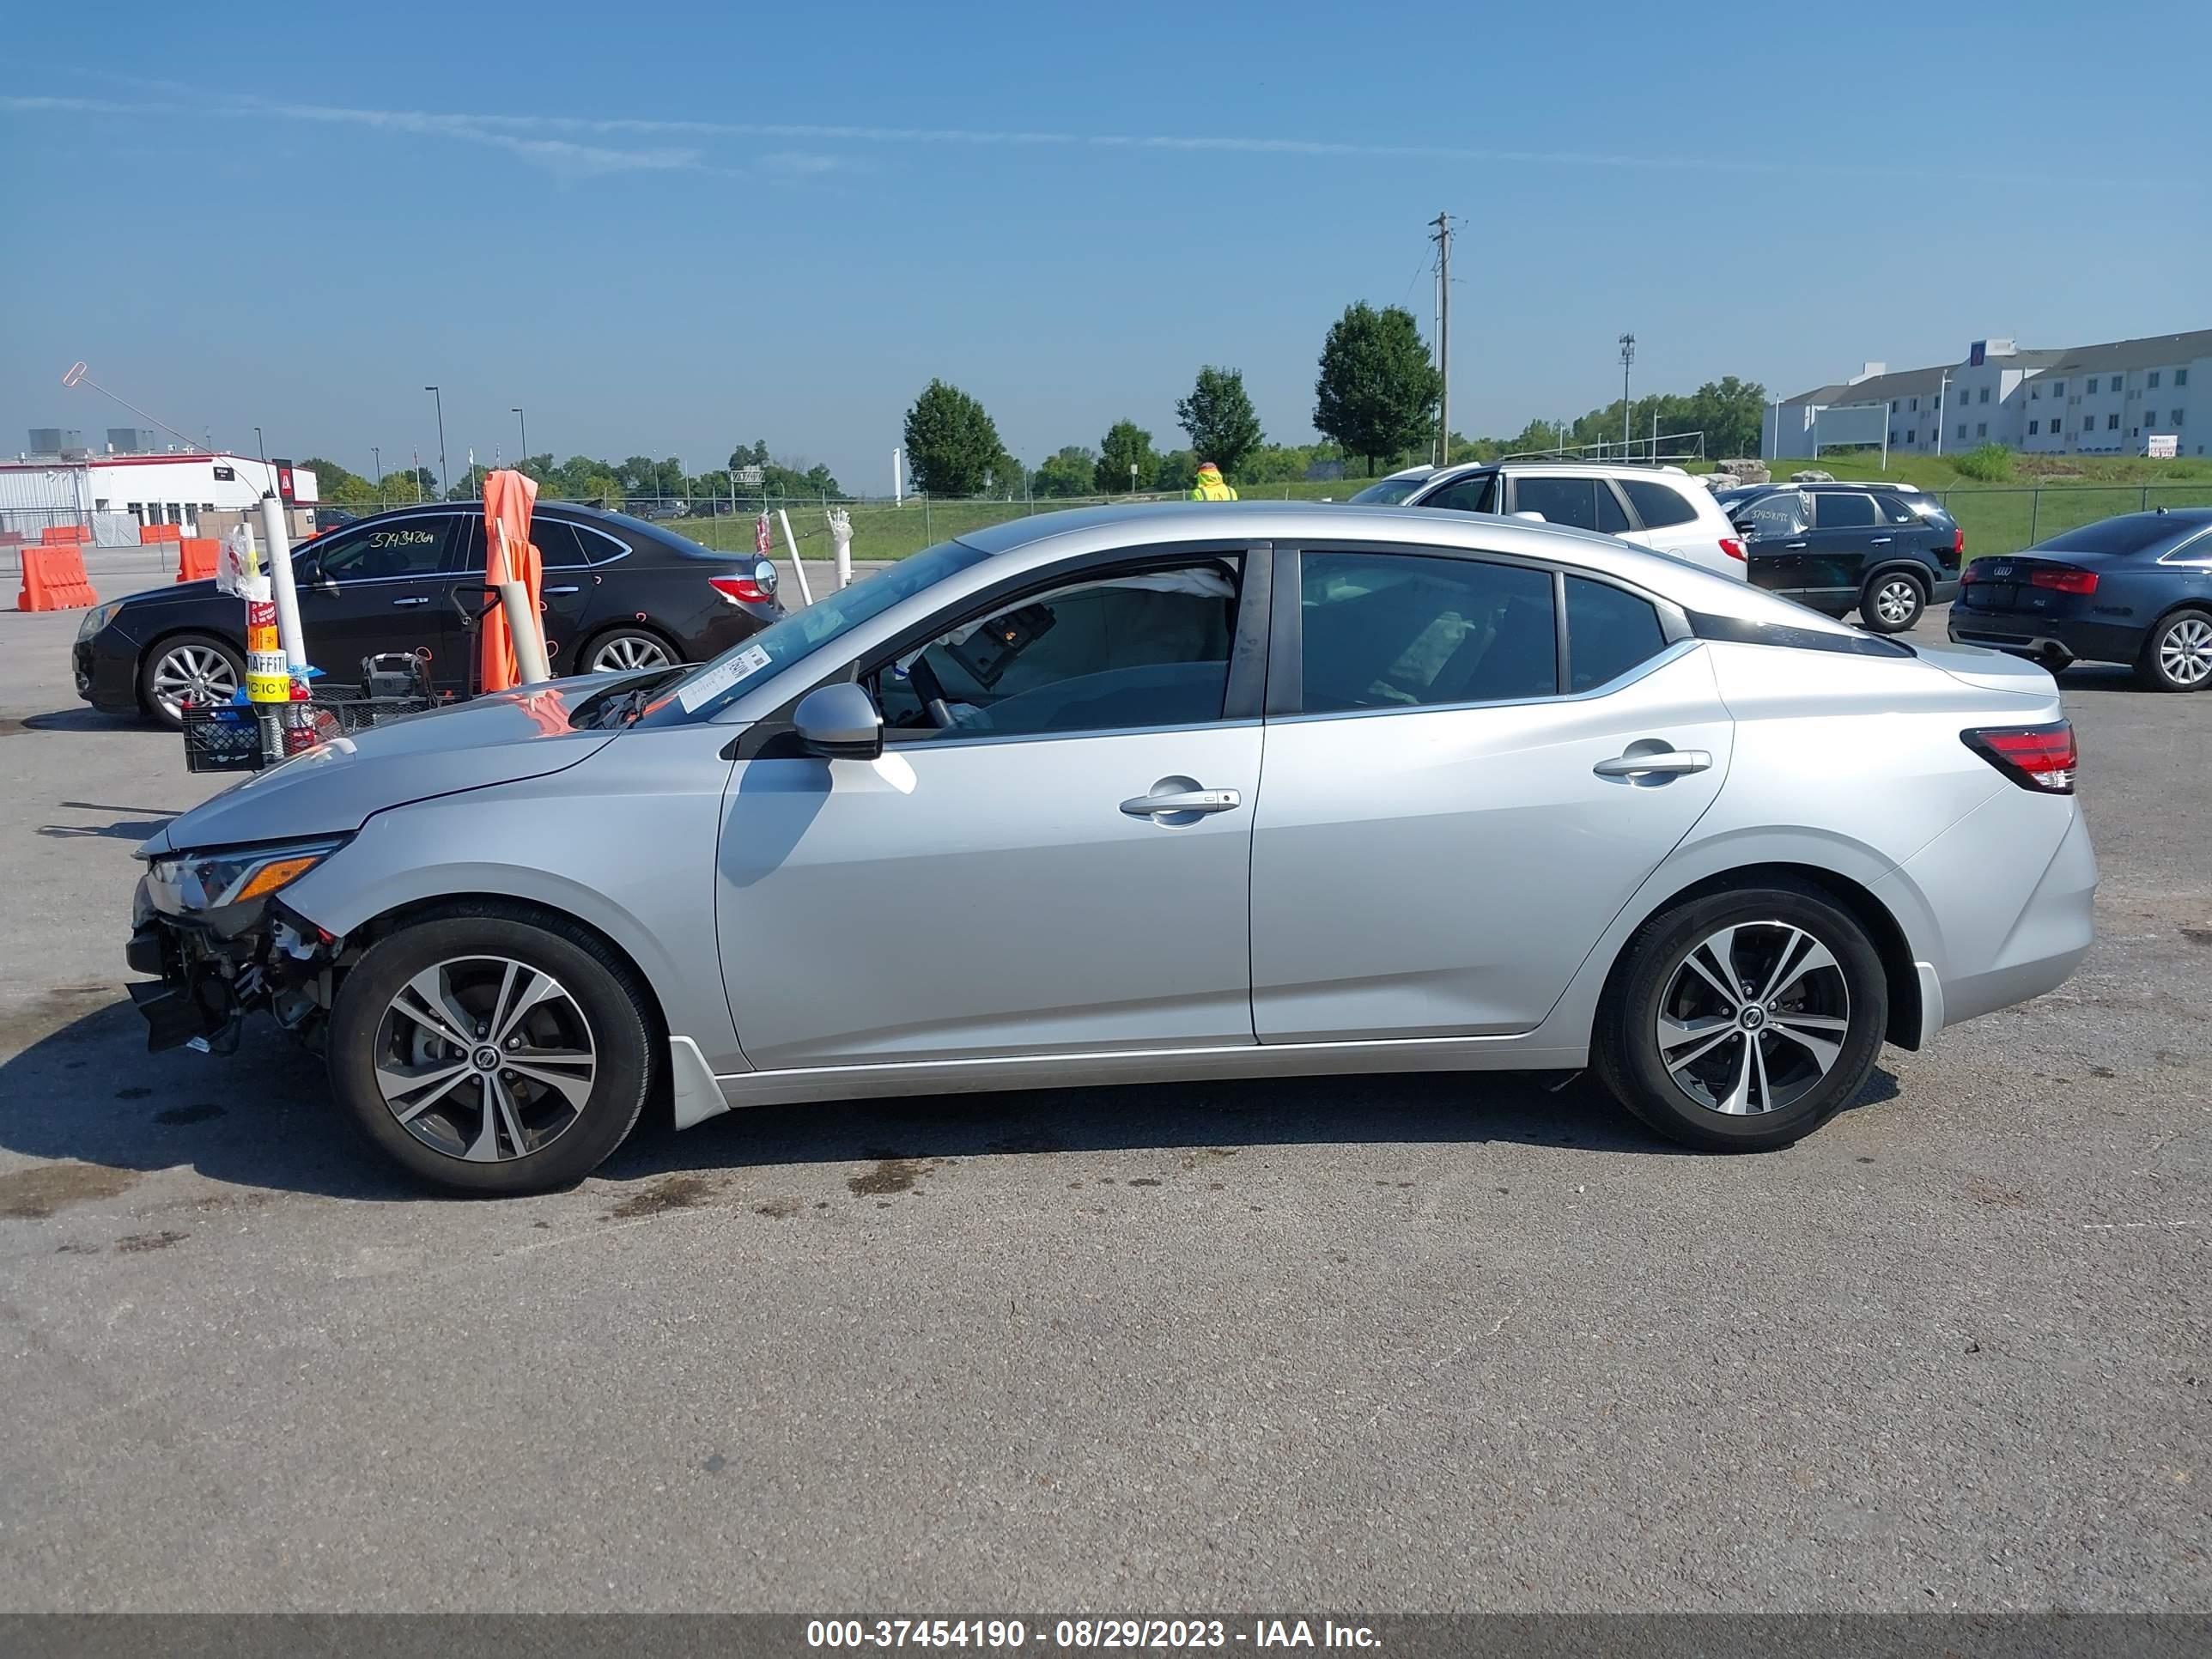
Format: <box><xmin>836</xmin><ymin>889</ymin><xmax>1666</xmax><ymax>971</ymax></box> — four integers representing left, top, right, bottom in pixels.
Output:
<box><xmin>1349</xmin><ymin>461</ymin><xmax>1748</xmax><ymax>580</ymax></box>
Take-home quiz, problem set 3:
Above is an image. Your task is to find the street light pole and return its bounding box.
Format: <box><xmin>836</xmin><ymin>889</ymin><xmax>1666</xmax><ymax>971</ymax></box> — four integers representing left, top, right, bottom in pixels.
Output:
<box><xmin>512</xmin><ymin>406</ymin><xmax>528</xmax><ymax>471</ymax></box>
<box><xmin>372</xmin><ymin>446</ymin><xmax>382</xmax><ymax>507</ymax></box>
<box><xmin>425</xmin><ymin>386</ymin><xmax>448</xmax><ymax>499</ymax></box>
<box><xmin>1618</xmin><ymin>333</ymin><xmax>1636</xmax><ymax>459</ymax></box>
<box><xmin>1936</xmin><ymin>372</ymin><xmax>1952</xmax><ymax>456</ymax></box>
<box><xmin>254</xmin><ymin>425</ymin><xmax>267</xmax><ymax>470</ymax></box>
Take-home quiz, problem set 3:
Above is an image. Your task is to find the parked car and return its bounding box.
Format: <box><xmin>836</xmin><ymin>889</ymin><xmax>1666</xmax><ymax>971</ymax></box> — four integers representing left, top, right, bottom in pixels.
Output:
<box><xmin>1947</xmin><ymin>507</ymin><xmax>2212</xmax><ymax>690</ymax></box>
<box><xmin>125</xmin><ymin>501</ymin><xmax>2094</xmax><ymax>1194</ymax></box>
<box><xmin>75</xmin><ymin>501</ymin><xmax>784</xmax><ymax>726</ymax></box>
<box><xmin>1715</xmin><ymin>481</ymin><xmax>1963</xmax><ymax>633</ymax></box>
<box><xmin>1350</xmin><ymin>461</ymin><xmax>1747</xmax><ymax>580</ymax></box>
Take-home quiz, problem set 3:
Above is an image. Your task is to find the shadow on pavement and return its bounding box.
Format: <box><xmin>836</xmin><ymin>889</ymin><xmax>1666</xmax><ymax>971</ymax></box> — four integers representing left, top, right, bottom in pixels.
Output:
<box><xmin>0</xmin><ymin>994</ymin><xmax>1903</xmax><ymax>1206</ymax></box>
<box><xmin>21</xmin><ymin>708</ymin><xmax>150</xmax><ymax>733</ymax></box>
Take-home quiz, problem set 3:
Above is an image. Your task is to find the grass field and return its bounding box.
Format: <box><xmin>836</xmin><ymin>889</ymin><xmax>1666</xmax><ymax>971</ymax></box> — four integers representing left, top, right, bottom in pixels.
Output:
<box><xmin>658</xmin><ymin>458</ymin><xmax>2212</xmax><ymax>565</ymax></box>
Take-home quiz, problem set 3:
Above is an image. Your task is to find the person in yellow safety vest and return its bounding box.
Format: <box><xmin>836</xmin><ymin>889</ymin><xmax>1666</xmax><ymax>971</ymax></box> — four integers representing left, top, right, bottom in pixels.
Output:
<box><xmin>1189</xmin><ymin>461</ymin><xmax>1237</xmax><ymax>501</ymax></box>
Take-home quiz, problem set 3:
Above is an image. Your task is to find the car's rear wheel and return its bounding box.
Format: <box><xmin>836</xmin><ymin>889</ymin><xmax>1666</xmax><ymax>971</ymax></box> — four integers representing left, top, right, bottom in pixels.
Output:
<box><xmin>327</xmin><ymin>906</ymin><xmax>655</xmax><ymax>1195</ymax></box>
<box><xmin>139</xmin><ymin>632</ymin><xmax>244</xmax><ymax>729</ymax></box>
<box><xmin>1860</xmin><ymin>570</ymin><xmax>1925</xmax><ymax>633</ymax></box>
<box><xmin>584</xmin><ymin>627</ymin><xmax>679</xmax><ymax>675</ymax></box>
<box><xmin>1594</xmin><ymin>882</ymin><xmax>1887</xmax><ymax>1152</ymax></box>
<box><xmin>2134</xmin><ymin>608</ymin><xmax>2212</xmax><ymax>692</ymax></box>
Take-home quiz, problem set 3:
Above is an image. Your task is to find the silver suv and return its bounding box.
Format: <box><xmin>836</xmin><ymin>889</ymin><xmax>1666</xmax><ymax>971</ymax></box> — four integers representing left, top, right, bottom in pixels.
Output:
<box><xmin>1351</xmin><ymin>462</ymin><xmax>1748</xmax><ymax>580</ymax></box>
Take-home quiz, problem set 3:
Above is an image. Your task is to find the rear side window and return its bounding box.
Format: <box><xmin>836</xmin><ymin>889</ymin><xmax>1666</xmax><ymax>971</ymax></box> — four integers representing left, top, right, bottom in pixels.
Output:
<box><xmin>1813</xmin><ymin>492</ymin><xmax>1879</xmax><ymax>529</ymax></box>
<box><xmin>1300</xmin><ymin>551</ymin><xmax>1557</xmax><ymax>714</ymax></box>
<box><xmin>1620</xmin><ymin>478</ymin><xmax>1698</xmax><ymax>529</ymax></box>
<box><xmin>1565</xmin><ymin>577</ymin><xmax>1668</xmax><ymax>691</ymax></box>
<box><xmin>1426</xmin><ymin>472</ymin><xmax>1498</xmax><ymax>514</ymax></box>
<box><xmin>1512</xmin><ymin>477</ymin><xmax>1601</xmax><ymax>532</ymax></box>
<box><xmin>527</xmin><ymin>521</ymin><xmax>592</xmax><ymax>568</ymax></box>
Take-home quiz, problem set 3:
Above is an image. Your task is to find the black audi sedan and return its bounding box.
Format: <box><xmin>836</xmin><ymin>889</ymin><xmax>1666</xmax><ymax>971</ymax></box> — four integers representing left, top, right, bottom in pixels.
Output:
<box><xmin>1948</xmin><ymin>507</ymin><xmax>2212</xmax><ymax>690</ymax></box>
<box><xmin>75</xmin><ymin>500</ymin><xmax>785</xmax><ymax>725</ymax></box>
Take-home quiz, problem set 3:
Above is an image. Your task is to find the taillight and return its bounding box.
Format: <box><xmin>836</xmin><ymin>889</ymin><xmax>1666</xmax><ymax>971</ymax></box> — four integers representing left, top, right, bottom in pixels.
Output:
<box><xmin>1963</xmin><ymin>721</ymin><xmax>2076</xmax><ymax>793</ymax></box>
<box><xmin>1953</xmin><ymin>528</ymin><xmax>1966</xmax><ymax>556</ymax></box>
<box><xmin>2031</xmin><ymin>567</ymin><xmax>2098</xmax><ymax>594</ymax></box>
<box><xmin>708</xmin><ymin>556</ymin><xmax>781</xmax><ymax>606</ymax></box>
<box><xmin>1719</xmin><ymin>537</ymin><xmax>1746</xmax><ymax>562</ymax></box>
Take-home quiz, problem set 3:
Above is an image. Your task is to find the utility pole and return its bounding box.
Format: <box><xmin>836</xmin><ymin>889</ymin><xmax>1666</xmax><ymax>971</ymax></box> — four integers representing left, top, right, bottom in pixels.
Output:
<box><xmin>512</xmin><ymin>406</ymin><xmax>528</xmax><ymax>471</ymax></box>
<box><xmin>1618</xmin><ymin>333</ymin><xmax>1636</xmax><ymax>459</ymax></box>
<box><xmin>1430</xmin><ymin>211</ymin><xmax>1452</xmax><ymax>467</ymax></box>
<box><xmin>425</xmin><ymin>386</ymin><xmax>447</xmax><ymax>500</ymax></box>
<box><xmin>372</xmin><ymin>446</ymin><xmax>381</xmax><ymax>507</ymax></box>
<box><xmin>1936</xmin><ymin>371</ymin><xmax>1953</xmax><ymax>456</ymax></box>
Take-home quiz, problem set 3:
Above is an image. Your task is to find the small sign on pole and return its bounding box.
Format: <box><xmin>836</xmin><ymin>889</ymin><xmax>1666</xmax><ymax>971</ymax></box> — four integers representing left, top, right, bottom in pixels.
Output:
<box><xmin>2148</xmin><ymin>434</ymin><xmax>2179</xmax><ymax>459</ymax></box>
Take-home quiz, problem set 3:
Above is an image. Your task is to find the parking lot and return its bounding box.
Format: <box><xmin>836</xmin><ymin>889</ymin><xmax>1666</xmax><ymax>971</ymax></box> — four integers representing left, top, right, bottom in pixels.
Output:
<box><xmin>0</xmin><ymin>579</ymin><xmax>2204</xmax><ymax>1613</ymax></box>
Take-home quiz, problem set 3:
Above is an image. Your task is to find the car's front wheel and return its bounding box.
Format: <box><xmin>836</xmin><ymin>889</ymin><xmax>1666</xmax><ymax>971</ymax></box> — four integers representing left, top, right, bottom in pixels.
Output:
<box><xmin>327</xmin><ymin>905</ymin><xmax>656</xmax><ymax>1194</ymax></box>
<box><xmin>1860</xmin><ymin>569</ymin><xmax>1926</xmax><ymax>633</ymax></box>
<box><xmin>1594</xmin><ymin>882</ymin><xmax>1888</xmax><ymax>1152</ymax></box>
<box><xmin>2134</xmin><ymin>608</ymin><xmax>2212</xmax><ymax>692</ymax></box>
<box><xmin>139</xmin><ymin>632</ymin><xmax>245</xmax><ymax>729</ymax></box>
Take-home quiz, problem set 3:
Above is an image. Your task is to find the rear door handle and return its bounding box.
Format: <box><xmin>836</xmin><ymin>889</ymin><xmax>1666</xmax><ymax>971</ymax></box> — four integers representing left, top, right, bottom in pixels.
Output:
<box><xmin>391</xmin><ymin>596</ymin><xmax>430</xmax><ymax>607</ymax></box>
<box><xmin>1594</xmin><ymin>750</ymin><xmax>1712</xmax><ymax>778</ymax></box>
<box><xmin>1870</xmin><ymin>537</ymin><xmax>1893</xmax><ymax>544</ymax></box>
<box><xmin>1782</xmin><ymin>540</ymin><xmax>1808</xmax><ymax>550</ymax></box>
<box><xmin>1121</xmin><ymin>787</ymin><xmax>1242</xmax><ymax>818</ymax></box>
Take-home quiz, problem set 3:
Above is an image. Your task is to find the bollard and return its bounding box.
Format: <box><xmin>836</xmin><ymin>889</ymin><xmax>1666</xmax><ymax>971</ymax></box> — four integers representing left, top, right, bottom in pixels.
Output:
<box><xmin>258</xmin><ymin>494</ymin><xmax>308</xmax><ymax>674</ymax></box>
<box><xmin>244</xmin><ymin>590</ymin><xmax>289</xmax><ymax>763</ymax></box>
<box><xmin>498</xmin><ymin>580</ymin><xmax>552</xmax><ymax>684</ymax></box>
<box><xmin>777</xmin><ymin>509</ymin><xmax>814</xmax><ymax>606</ymax></box>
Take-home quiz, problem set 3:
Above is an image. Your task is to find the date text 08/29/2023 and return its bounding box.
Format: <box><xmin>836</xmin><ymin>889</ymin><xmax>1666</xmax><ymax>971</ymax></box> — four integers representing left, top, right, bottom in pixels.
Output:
<box><xmin>804</xmin><ymin>1619</ymin><xmax>1381</xmax><ymax>1650</ymax></box>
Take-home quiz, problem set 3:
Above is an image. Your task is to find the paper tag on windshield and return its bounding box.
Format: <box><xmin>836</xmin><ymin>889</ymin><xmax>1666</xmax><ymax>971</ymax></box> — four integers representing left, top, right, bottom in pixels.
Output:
<box><xmin>676</xmin><ymin>643</ymin><xmax>772</xmax><ymax>713</ymax></box>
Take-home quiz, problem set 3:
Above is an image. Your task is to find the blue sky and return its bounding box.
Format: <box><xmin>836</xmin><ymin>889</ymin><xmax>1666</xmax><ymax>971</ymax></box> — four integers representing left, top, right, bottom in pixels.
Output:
<box><xmin>4</xmin><ymin>0</ymin><xmax>2207</xmax><ymax>491</ymax></box>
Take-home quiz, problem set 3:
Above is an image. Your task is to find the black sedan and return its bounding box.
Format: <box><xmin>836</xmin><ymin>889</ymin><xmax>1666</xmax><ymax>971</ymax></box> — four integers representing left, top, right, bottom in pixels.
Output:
<box><xmin>76</xmin><ymin>501</ymin><xmax>785</xmax><ymax>725</ymax></box>
<box><xmin>1948</xmin><ymin>508</ymin><xmax>2212</xmax><ymax>690</ymax></box>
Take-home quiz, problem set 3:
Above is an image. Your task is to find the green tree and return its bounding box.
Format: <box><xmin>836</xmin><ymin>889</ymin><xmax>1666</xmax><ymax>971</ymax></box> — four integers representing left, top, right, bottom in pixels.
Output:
<box><xmin>1312</xmin><ymin>302</ymin><xmax>1442</xmax><ymax>477</ymax></box>
<box><xmin>1095</xmin><ymin>420</ymin><xmax>1158</xmax><ymax>493</ymax></box>
<box><xmin>902</xmin><ymin>380</ymin><xmax>1005</xmax><ymax>496</ymax></box>
<box><xmin>1033</xmin><ymin>445</ymin><xmax>1099</xmax><ymax>498</ymax></box>
<box><xmin>1153</xmin><ymin>449</ymin><xmax>1198</xmax><ymax>494</ymax></box>
<box><xmin>1176</xmin><ymin>365</ymin><xmax>1263</xmax><ymax>478</ymax></box>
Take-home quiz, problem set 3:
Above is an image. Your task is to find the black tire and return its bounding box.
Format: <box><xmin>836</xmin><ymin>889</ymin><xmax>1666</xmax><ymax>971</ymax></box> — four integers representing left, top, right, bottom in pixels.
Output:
<box><xmin>1593</xmin><ymin>880</ymin><xmax>1888</xmax><ymax>1153</ymax></box>
<box><xmin>2131</xmin><ymin>608</ymin><xmax>2212</xmax><ymax>692</ymax></box>
<box><xmin>327</xmin><ymin>904</ymin><xmax>656</xmax><ymax>1195</ymax></box>
<box><xmin>1858</xmin><ymin>568</ymin><xmax>1926</xmax><ymax>634</ymax></box>
<box><xmin>578</xmin><ymin>625</ymin><xmax>682</xmax><ymax>677</ymax></box>
<box><xmin>138</xmin><ymin>631</ymin><xmax>246</xmax><ymax>730</ymax></box>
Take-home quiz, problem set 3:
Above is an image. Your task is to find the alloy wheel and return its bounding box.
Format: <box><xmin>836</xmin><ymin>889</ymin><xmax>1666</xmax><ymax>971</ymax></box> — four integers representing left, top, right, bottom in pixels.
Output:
<box><xmin>589</xmin><ymin>634</ymin><xmax>672</xmax><ymax>673</ymax></box>
<box><xmin>151</xmin><ymin>644</ymin><xmax>238</xmax><ymax>720</ymax></box>
<box><xmin>374</xmin><ymin>956</ymin><xmax>598</xmax><ymax>1163</ymax></box>
<box><xmin>2159</xmin><ymin>617</ymin><xmax>2212</xmax><ymax>686</ymax></box>
<box><xmin>1873</xmin><ymin>577</ymin><xmax>1921</xmax><ymax>626</ymax></box>
<box><xmin>1655</xmin><ymin>922</ymin><xmax>1851</xmax><ymax>1116</ymax></box>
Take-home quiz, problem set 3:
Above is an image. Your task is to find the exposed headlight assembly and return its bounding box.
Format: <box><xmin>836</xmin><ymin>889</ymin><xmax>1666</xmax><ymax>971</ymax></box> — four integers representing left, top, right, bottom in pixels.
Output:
<box><xmin>151</xmin><ymin>839</ymin><xmax>348</xmax><ymax>911</ymax></box>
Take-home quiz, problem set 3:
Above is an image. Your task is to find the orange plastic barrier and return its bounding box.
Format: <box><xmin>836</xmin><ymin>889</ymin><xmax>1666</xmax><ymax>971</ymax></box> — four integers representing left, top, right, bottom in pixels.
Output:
<box><xmin>176</xmin><ymin>538</ymin><xmax>220</xmax><ymax>582</ymax></box>
<box><xmin>16</xmin><ymin>544</ymin><xmax>100</xmax><ymax>611</ymax></box>
<box><xmin>41</xmin><ymin>524</ymin><xmax>89</xmax><ymax>544</ymax></box>
<box><xmin>138</xmin><ymin>523</ymin><xmax>182</xmax><ymax>544</ymax></box>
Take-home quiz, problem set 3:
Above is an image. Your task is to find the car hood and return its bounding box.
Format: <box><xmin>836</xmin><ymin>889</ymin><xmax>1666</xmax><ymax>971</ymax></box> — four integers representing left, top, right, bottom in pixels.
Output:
<box><xmin>143</xmin><ymin>686</ymin><xmax>621</xmax><ymax>854</ymax></box>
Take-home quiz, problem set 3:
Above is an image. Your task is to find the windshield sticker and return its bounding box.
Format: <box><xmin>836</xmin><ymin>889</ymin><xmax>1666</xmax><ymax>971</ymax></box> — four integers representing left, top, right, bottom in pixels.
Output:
<box><xmin>675</xmin><ymin>643</ymin><xmax>773</xmax><ymax>713</ymax></box>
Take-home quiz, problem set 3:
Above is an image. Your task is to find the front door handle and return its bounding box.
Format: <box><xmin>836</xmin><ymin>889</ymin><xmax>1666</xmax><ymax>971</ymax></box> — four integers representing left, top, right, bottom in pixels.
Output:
<box><xmin>1594</xmin><ymin>749</ymin><xmax>1712</xmax><ymax>779</ymax></box>
<box><xmin>544</xmin><ymin>585</ymin><xmax>580</xmax><ymax>596</ymax></box>
<box><xmin>1869</xmin><ymin>537</ymin><xmax>1893</xmax><ymax>545</ymax></box>
<box><xmin>391</xmin><ymin>595</ymin><xmax>430</xmax><ymax>607</ymax></box>
<box><xmin>1121</xmin><ymin>784</ymin><xmax>1243</xmax><ymax>819</ymax></box>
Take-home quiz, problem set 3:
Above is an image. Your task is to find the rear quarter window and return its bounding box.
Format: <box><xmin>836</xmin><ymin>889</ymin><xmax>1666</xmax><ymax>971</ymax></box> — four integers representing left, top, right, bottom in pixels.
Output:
<box><xmin>1619</xmin><ymin>478</ymin><xmax>1699</xmax><ymax>529</ymax></box>
<box><xmin>1565</xmin><ymin>576</ymin><xmax>1668</xmax><ymax>691</ymax></box>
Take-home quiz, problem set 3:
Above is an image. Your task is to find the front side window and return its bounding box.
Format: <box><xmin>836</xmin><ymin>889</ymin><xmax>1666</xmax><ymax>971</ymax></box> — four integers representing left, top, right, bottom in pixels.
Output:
<box><xmin>1565</xmin><ymin>576</ymin><xmax>1668</xmax><ymax>692</ymax></box>
<box><xmin>873</xmin><ymin>557</ymin><xmax>1240</xmax><ymax>740</ymax></box>
<box><xmin>1425</xmin><ymin>472</ymin><xmax>1498</xmax><ymax>514</ymax></box>
<box><xmin>313</xmin><ymin>515</ymin><xmax>460</xmax><ymax>580</ymax></box>
<box><xmin>1814</xmin><ymin>492</ymin><xmax>1879</xmax><ymax>530</ymax></box>
<box><xmin>1298</xmin><ymin>551</ymin><xmax>1556</xmax><ymax>714</ymax></box>
<box><xmin>1511</xmin><ymin>476</ymin><xmax>1604</xmax><ymax>532</ymax></box>
<box><xmin>1619</xmin><ymin>477</ymin><xmax>1698</xmax><ymax>529</ymax></box>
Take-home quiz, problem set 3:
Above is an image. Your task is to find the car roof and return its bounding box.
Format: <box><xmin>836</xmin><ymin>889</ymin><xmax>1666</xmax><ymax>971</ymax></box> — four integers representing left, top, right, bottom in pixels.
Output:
<box><xmin>951</xmin><ymin>501</ymin><xmax>1851</xmax><ymax>635</ymax></box>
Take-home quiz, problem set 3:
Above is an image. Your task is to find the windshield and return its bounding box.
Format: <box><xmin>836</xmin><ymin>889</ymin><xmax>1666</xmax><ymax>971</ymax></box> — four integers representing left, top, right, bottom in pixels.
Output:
<box><xmin>1347</xmin><ymin>475</ymin><xmax>1432</xmax><ymax>505</ymax></box>
<box><xmin>633</xmin><ymin>538</ymin><xmax>990</xmax><ymax>726</ymax></box>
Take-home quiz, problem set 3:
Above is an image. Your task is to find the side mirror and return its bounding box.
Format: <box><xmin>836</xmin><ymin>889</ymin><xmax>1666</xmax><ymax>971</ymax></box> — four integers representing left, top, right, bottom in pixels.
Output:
<box><xmin>793</xmin><ymin>682</ymin><xmax>883</xmax><ymax>761</ymax></box>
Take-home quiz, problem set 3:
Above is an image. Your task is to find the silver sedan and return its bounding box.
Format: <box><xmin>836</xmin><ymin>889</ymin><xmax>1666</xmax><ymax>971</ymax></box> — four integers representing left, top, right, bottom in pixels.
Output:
<box><xmin>128</xmin><ymin>502</ymin><xmax>2096</xmax><ymax>1194</ymax></box>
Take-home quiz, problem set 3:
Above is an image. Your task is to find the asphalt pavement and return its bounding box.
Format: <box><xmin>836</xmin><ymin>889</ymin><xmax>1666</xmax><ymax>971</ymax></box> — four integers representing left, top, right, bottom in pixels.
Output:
<box><xmin>0</xmin><ymin>582</ymin><xmax>2205</xmax><ymax>1613</ymax></box>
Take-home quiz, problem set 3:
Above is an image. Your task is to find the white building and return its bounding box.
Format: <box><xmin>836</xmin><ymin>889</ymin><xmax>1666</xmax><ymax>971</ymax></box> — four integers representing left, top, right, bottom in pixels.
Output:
<box><xmin>1765</xmin><ymin>329</ymin><xmax>2209</xmax><ymax>460</ymax></box>
<box><xmin>0</xmin><ymin>447</ymin><xmax>314</xmax><ymax>542</ymax></box>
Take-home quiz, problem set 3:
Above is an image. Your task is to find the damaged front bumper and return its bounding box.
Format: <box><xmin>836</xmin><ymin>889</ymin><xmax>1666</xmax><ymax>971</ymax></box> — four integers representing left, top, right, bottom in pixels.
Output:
<box><xmin>126</xmin><ymin>843</ymin><xmax>351</xmax><ymax>1054</ymax></box>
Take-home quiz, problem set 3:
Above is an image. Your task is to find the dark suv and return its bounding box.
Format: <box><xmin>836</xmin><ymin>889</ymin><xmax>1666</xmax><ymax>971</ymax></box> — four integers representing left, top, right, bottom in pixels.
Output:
<box><xmin>76</xmin><ymin>501</ymin><xmax>784</xmax><ymax>726</ymax></box>
<box><xmin>1714</xmin><ymin>482</ymin><xmax>1963</xmax><ymax>632</ymax></box>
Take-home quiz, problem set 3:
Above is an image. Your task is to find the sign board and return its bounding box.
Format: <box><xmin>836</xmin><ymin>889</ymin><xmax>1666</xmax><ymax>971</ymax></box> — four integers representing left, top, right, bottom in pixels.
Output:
<box><xmin>2148</xmin><ymin>434</ymin><xmax>2179</xmax><ymax>459</ymax></box>
<box><xmin>734</xmin><ymin>465</ymin><xmax>764</xmax><ymax>487</ymax></box>
<box><xmin>213</xmin><ymin>464</ymin><xmax>236</xmax><ymax>482</ymax></box>
<box><xmin>273</xmin><ymin>459</ymin><xmax>296</xmax><ymax>503</ymax></box>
